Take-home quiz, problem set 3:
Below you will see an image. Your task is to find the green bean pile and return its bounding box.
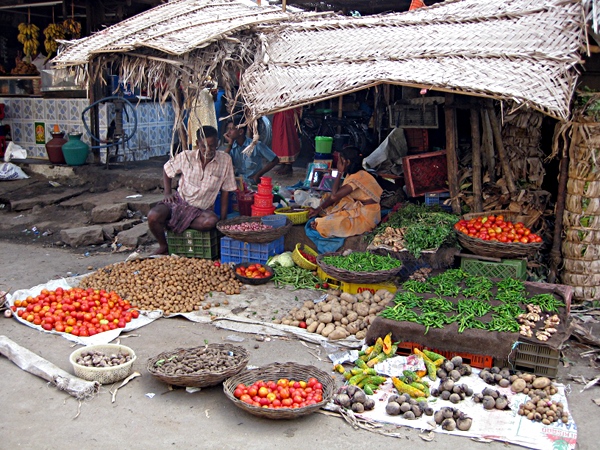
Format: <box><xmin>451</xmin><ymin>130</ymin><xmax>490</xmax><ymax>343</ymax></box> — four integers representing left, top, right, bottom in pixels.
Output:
<box><xmin>380</xmin><ymin>273</ymin><xmax>566</xmax><ymax>334</ymax></box>
<box><xmin>272</xmin><ymin>266</ymin><xmax>321</xmax><ymax>290</ymax></box>
<box><xmin>322</xmin><ymin>252</ymin><xmax>401</xmax><ymax>272</ymax></box>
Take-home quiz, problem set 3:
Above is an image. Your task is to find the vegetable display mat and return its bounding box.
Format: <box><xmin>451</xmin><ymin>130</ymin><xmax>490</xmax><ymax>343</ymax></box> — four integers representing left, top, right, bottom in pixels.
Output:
<box><xmin>356</xmin><ymin>370</ymin><xmax>577</xmax><ymax>450</ymax></box>
<box><xmin>6</xmin><ymin>278</ymin><xmax>161</xmax><ymax>346</ymax></box>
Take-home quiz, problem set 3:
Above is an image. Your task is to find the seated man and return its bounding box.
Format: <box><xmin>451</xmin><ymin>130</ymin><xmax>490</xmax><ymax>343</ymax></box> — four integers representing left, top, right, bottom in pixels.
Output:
<box><xmin>147</xmin><ymin>125</ymin><xmax>237</xmax><ymax>255</ymax></box>
<box><xmin>223</xmin><ymin>117</ymin><xmax>279</xmax><ymax>185</ymax></box>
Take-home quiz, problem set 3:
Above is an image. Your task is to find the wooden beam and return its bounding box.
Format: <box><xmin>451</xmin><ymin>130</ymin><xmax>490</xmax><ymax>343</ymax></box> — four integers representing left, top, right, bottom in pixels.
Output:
<box><xmin>548</xmin><ymin>122</ymin><xmax>572</xmax><ymax>283</ymax></box>
<box><xmin>445</xmin><ymin>93</ymin><xmax>461</xmax><ymax>214</ymax></box>
<box><xmin>470</xmin><ymin>104</ymin><xmax>483</xmax><ymax>212</ymax></box>
<box><xmin>485</xmin><ymin>99</ymin><xmax>517</xmax><ymax>194</ymax></box>
<box><xmin>480</xmin><ymin>108</ymin><xmax>495</xmax><ymax>183</ymax></box>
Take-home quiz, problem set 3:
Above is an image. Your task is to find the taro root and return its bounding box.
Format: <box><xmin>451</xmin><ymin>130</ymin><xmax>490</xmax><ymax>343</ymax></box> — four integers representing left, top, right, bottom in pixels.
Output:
<box><xmin>386</xmin><ymin>401</ymin><xmax>401</xmax><ymax>416</ymax></box>
<box><xmin>495</xmin><ymin>396</ymin><xmax>509</xmax><ymax>410</ymax></box>
<box><xmin>442</xmin><ymin>418</ymin><xmax>456</xmax><ymax>431</ymax></box>
<box><xmin>403</xmin><ymin>410</ymin><xmax>416</xmax><ymax>420</ymax></box>
<box><xmin>456</xmin><ymin>414</ymin><xmax>473</xmax><ymax>431</ymax></box>
<box><xmin>437</xmin><ymin>368</ymin><xmax>448</xmax><ymax>379</ymax></box>
<box><xmin>352</xmin><ymin>402</ymin><xmax>365</xmax><ymax>413</ymax></box>
<box><xmin>449</xmin><ymin>393</ymin><xmax>461</xmax><ymax>404</ymax></box>
<box><xmin>442</xmin><ymin>360</ymin><xmax>455</xmax><ymax>372</ymax></box>
<box><xmin>434</xmin><ymin>410</ymin><xmax>445</xmax><ymax>424</ymax></box>
<box><xmin>482</xmin><ymin>396</ymin><xmax>496</xmax><ymax>410</ymax></box>
<box><xmin>352</xmin><ymin>390</ymin><xmax>367</xmax><ymax>405</ymax></box>
<box><xmin>364</xmin><ymin>398</ymin><xmax>375</xmax><ymax>411</ymax></box>
<box><xmin>450</xmin><ymin>356</ymin><xmax>463</xmax><ymax>367</ymax></box>
<box><xmin>449</xmin><ymin>370</ymin><xmax>462</xmax><ymax>381</ymax></box>
<box><xmin>400</xmin><ymin>402</ymin><xmax>412</xmax><ymax>413</ymax></box>
<box><xmin>334</xmin><ymin>393</ymin><xmax>351</xmax><ymax>408</ymax></box>
<box><xmin>440</xmin><ymin>390</ymin><xmax>451</xmax><ymax>401</ymax></box>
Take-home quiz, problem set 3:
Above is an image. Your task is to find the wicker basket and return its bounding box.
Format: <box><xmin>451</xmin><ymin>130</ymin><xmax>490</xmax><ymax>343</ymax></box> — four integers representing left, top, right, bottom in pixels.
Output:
<box><xmin>70</xmin><ymin>344</ymin><xmax>136</xmax><ymax>384</ymax></box>
<box><xmin>217</xmin><ymin>216</ymin><xmax>292</xmax><ymax>244</ymax></box>
<box><xmin>223</xmin><ymin>362</ymin><xmax>335</xmax><ymax>419</ymax></box>
<box><xmin>147</xmin><ymin>344</ymin><xmax>249</xmax><ymax>388</ymax></box>
<box><xmin>462</xmin><ymin>210</ymin><xmax>539</xmax><ymax>229</ymax></box>
<box><xmin>316</xmin><ymin>251</ymin><xmax>402</xmax><ymax>284</ymax></box>
<box><xmin>292</xmin><ymin>243</ymin><xmax>318</xmax><ymax>270</ymax></box>
<box><xmin>274</xmin><ymin>206</ymin><xmax>309</xmax><ymax>225</ymax></box>
<box><xmin>456</xmin><ymin>231</ymin><xmax>543</xmax><ymax>259</ymax></box>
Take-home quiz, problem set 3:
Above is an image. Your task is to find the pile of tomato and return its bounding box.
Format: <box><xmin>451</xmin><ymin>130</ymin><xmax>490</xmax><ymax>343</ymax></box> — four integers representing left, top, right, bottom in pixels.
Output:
<box><xmin>233</xmin><ymin>377</ymin><xmax>324</xmax><ymax>409</ymax></box>
<box><xmin>11</xmin><ymin>287</ymin><xmax>140</xmax><ymax>336</ymax></box>
<box><xmin>299</xmin><ymin>250</ymin><xmax>317</xmax><ymax>264</ymax></box>
<box><xmin>454</xmin><ymin>214</ymin><xmax>542</xmax><ymax>244</ymax></box>
<box><xmin>235</xmin><ymin>263</ymin><xmax>272</xmax><ymax>279</ymax></box>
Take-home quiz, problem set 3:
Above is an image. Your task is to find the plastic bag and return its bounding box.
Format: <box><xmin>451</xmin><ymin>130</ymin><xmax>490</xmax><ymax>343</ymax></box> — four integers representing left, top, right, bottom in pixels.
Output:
<box><xmin>4</xmin><ymin>142</ymin><xmax>27</xmax><ymax>162</ymax></box>
<box><xmin>0</xmin><ymin>163</ymin><xmax>29</xmax><ymax>180</ymax></box>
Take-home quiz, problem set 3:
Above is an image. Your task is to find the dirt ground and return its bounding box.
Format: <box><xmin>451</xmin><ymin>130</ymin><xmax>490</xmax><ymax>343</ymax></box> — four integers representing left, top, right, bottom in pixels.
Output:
<box><xmin>1</xmin><ymin>161</ymin><xmax>599</xmax><ymax>449</ymax></box>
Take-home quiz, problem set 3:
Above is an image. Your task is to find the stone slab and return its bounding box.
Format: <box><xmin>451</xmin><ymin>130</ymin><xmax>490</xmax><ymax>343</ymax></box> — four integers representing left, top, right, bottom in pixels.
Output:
<box><xmin>10</xmin><ymin>187</ymin><xmax>89</xmax><ymax>211</ymax></box>
<box><xmin>60</xmin><ymin>225</ymin><xmax>105</xmax><ymax>248</ymax></box>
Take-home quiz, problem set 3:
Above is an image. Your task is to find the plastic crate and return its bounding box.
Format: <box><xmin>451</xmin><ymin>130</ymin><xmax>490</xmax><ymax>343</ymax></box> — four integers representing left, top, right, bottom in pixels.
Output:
<box><xmin>317</xmin><ymin>266</ymin><xmax>341</xmax><ymax>289</ymax></box>
<box><xmin>389</xmin><ymin>341</ymin><xmax>493</xmax><ymax>369</ymax></box>
<box><xmin>461</xmin><ymin>257</ymin><xmax>527</xmax><ymax>280</ymax></box>
<box><xmin>220</xmin><ymin>236</ymin><xmax>284</xmax><ymax>265</ymax></box>
<box><xmin>340</xmin><ymin>280</ymin><xmax>397</xmax><ymax>295</ymax></box>
<box><xmin>166</xmin><ymin>229</ymin><xmax>219</xmax><ymax>259</ymax></box>
<box><xmin>424</xmin><ymin>192</ymin><xmax>452</xmax><ymax>212</ymax></box>
<box><xmin>496</xmin><ymin>343</ymin><xmax>560</xmax><ymax>377</ymax></box>
<box><xmin>402</xmin><ymin>150</ymin><xmax>448</xmax><ymax>197</ymax></box>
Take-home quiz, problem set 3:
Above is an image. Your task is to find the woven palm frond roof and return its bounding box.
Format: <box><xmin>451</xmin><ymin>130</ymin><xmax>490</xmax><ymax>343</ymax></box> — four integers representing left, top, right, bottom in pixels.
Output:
<box><xmin>239</xmin><ymin>0</ymin><xmax>588</xmax><ymax>121</ymax></box>
<box><xmin>52</xmin><ymin>0</ymin><xmax>293</xmax><ymax>66</ymax></box>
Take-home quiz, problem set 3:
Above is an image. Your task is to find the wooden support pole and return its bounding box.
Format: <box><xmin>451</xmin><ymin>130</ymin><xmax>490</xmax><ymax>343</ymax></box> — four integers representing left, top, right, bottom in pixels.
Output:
<box><xmin>89</xmin><ymin>58</ymin><xmax>103</xmax><ymax>165</ymax></box>
<box><xmin>470</xmin><ymin>105</ymin><xmax>483</xmax><ymax>212</ymax></box>
<box><xmin>445</xmin><ymin>93</ymin><xmax>461</xmax><ymax>214</ymax></box>
<box><xmin>481</xmin><ymin>108</ymin><xmax>495</xmax><ymax>182</ymax></box>
<box><xmin>485</xmin><ymin>99</ymin><xmax>517</xmax><ymax>194</ymax></box>
<box><xmin>548</xmin><ymin>123</ymin><xmax>573</xmax><ymax>284</ymax></box>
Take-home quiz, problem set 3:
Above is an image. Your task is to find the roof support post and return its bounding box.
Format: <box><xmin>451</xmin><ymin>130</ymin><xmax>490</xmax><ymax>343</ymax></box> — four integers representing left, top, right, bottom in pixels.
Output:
<box><xmin>485</xmin><ymin>99</ymin><xmax>517</xmax><ymax>194</ymax></box>
<box><xmin>470</xmin><ymin>102</ymin><xmax>483</xmax><ymax>212</ymax></box>
<box><xmin>445</xmin><ymin>93</ymin><xmax>461</xmax><ymax>215</ymax></box>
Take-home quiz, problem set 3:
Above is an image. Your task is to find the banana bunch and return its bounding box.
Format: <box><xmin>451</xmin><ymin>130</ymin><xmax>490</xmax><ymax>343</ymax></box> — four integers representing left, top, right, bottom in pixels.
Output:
<box><xmin>43</xmin><ymin>23</ymin><xmax>65</xmax><ymax>55</ymax></box>
<box><xmin>17</xmin><ymin>23</ymin><xmax>40</xmax><ymax>57</ymax></box>
<box><xmin>63</xmin><ymin>18</ymin><xmax>81</xmax><ymax>38</ymax></box>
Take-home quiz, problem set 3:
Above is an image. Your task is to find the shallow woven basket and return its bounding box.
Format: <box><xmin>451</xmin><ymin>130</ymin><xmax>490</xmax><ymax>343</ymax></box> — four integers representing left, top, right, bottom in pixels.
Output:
<box><xmin>456</xmin><ymin>232</ymin><xmax>543</xmax><ymax>259</ymax></box>
<box><xmin>274</xmin><ymin>206</ymin><xmax>310</xmax><ymax>225</ymax></box>
<box><xmin>70</xmin><ymin>344</ymin><xmax>136</xmax><ymax>384</ymax></box>
<box><xmin>292</xmin><ymin>243</ymin><xmax>318</xmax><ymax>270</ymax></box>
<box><xmin>223</xmin><ymin>362</ymin><xmax>335</xmax><ymax>419</ymax></box>
<box><xmin>316</xmin><ymin>252</ymin><xmax>402</xmax><ymax>284</ymax></box>
<box><xmin>147</xmin><ymin>344</ymin><xmax>249</xmax><ymax>388</ymax></box>
<box><xmin>217</xmin><ymin>216</ymin><xmax>292</xmax><ymax>243</ymax></box>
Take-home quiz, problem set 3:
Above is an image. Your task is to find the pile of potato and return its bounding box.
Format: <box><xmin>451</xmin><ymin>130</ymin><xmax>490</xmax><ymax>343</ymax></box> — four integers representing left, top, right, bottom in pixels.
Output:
<box><xmin>385</xmin><ymin>394</ymin><xmax>434</xmax><ymax>419</ymax></box>
<box><xmin>274</xmin><ymin>289</ymin><xmax>395</xmax><ymax>340</ymax></box>
<box><xmin>80</xmin><ymin>256</ymin><xmax>242</xmax><ymax>315</ymax></box>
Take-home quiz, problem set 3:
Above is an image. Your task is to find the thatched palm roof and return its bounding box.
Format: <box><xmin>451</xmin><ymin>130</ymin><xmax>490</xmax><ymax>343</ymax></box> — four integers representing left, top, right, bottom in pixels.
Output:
<box><xmin>52</xmin><ymin>0</ymin><xmax>591</xmax><ymax>128</ymax></box>
<box><xmin>239</xmin><ymin>0</ymin><xmax>588</xmax><ymax>122</ymax></box>
<box><xmin>52</xmin><ymin>0</ymin><xmax>293</xmax><ymax>65</ymax></box>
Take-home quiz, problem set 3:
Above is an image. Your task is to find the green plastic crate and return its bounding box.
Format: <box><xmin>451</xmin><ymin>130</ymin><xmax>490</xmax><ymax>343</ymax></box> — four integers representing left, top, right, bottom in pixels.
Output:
<box><xmin>166</xmin><ymin>229</ymin><xmax>219</xmax><ymax>259</ymax></box>
<box><xmin>495</xmin><ymin>342</ymin><xmax>560</xmax><ymax>378</ymax></box>
<box><xmin>460</xmin><ymin>258</ymin><xmax>527</xmax><ymax>280</ymax></box>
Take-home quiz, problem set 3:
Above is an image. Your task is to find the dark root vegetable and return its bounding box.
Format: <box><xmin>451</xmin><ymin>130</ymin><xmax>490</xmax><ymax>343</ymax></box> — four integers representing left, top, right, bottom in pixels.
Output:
<box><xmin>385</xmin><ymin>401</ymin><xmax>401</xmax><ymax>416</ymax></box>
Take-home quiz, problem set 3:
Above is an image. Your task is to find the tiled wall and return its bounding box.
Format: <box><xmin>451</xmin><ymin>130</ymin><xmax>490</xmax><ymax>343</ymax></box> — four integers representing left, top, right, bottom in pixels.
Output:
<box><xmin>0</xmin><ymin>97</ymin><xmax>175</xmax><ymax>161</ymax></box>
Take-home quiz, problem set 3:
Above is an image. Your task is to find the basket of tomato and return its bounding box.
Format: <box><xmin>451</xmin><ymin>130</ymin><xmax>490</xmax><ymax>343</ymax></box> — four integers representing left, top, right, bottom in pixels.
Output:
<box><xmin>223</xmin><ymin>362</ymin><xmax>335</xmax><ymax>419</ymax></box>
<box><xmin>454</xmin><ymin>211</ymin><xmax>543</xmax><ymax>258</ymax></box>
<box><xmin>233</xmin><ymin>263</ymin><xmax>274</xmax><ymax>285</ymax></box>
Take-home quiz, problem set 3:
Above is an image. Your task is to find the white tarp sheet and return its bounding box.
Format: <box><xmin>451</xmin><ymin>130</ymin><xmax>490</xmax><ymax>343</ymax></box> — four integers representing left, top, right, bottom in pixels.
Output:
<box><xmin>356</xmin><ymin>368</ymin><xmax>577</xmax><ymax>450</ymax></box>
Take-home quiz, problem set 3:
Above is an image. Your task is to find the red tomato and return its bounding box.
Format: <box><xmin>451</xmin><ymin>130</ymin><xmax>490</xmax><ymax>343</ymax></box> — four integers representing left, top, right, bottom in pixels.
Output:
<box><xmin>298</xmin><ymin>321</ymin><xmax>307</xmax><ymax>329</ymax></box>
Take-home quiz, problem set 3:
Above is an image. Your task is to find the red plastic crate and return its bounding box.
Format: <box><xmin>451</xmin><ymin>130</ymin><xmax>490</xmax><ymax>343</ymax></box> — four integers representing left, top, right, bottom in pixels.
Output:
<box><xmin>392</xmin><ymin>341</ymin><xmax>493</xmax><ymax>369</ymax></box>
<box><xmin>404</xmin><ymin>128</ymin><xmax>429</xmax><ymax>153</ymax></box>
<box><xmin>402</xmin><ymin>150</ymin><xmax>448</xmax><ymax>197</ymax></box>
